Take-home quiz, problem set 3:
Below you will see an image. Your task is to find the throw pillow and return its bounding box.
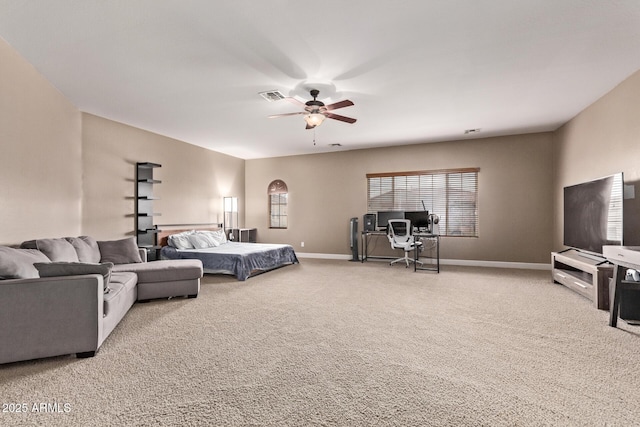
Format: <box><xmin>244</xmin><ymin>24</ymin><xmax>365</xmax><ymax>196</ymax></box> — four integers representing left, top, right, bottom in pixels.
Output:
<box><xmin>34</xmin><ymin>262</ymin><xmax>114</xmax><ymax>293</ymax></box>
<box><xmin>21</xmin><ymin>238</ymin><xmax>79</xmax><ymax>262</ymax></box>
<box><xmin>97</xmin><ymin>237</ymin><xmax>143</xmax><ymax>264</ymax></box>
<box><xmin>0</xmin><ymin>246</ymin><xmax>51</xmax><ymax>279</ymax></box>
<box><xmin>65</xmin><ymin>236</ymin><xmax>101</xmax><ymax>263</ymax></box>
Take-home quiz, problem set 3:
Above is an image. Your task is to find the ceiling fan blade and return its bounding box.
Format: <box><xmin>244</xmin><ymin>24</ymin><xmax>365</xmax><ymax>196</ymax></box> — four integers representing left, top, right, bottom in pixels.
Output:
<box><xmin>268</xmin><ymin>111</ymin><xmax>305</xmax><ymax>118</ymax></box>
<box><xmin>325</xmin><ymin>99</ymin><xmax>354</xmax><ymax>111</ymax></box>
<box><xmin>325</xmin><ymin>112</ymin><xmax>357</xmax><ymax>124</ymax></box>
<box><xmin>285</xmin><ymin>97</ymin><xmax>306</xmax><ymax>107</ymax></box>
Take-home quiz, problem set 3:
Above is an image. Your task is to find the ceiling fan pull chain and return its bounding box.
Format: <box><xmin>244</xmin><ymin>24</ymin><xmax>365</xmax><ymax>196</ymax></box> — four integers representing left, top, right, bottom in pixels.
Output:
<box><xmin>313</xmin><ymin>128</ymin><xmax>316</xmax><ymax>146</ymax></box>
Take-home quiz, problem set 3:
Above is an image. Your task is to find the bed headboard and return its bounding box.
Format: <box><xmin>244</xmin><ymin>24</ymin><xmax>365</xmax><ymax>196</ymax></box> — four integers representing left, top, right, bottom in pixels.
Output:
<box><xmin>157</xmin><ymin>224</ymin><xmax>222</xmax><ymax>247</ymax></box>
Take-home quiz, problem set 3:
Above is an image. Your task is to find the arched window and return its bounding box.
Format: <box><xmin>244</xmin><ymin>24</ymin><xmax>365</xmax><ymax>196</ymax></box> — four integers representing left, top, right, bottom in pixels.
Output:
<box><xmin>268</xmin><ymin>179</ymin><xmax>288</xmax><ymax>229</ymax></box>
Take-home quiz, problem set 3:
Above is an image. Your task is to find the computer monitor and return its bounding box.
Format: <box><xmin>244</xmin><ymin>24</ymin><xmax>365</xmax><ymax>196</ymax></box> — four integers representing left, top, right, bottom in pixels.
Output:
<box><xmin>376</xmin><ymin>211</ymin><xmax>405</xmax><ymax>230</ymax></box>
<box><xmin>404</xmin><ymin>211</ymin><xmax>430</xmax><ymax>231</ymax></box>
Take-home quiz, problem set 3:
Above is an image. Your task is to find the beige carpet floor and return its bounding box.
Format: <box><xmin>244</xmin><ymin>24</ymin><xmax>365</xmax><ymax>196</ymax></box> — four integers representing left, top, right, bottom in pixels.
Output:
<box><xmin>2</xmin><ymin>259</ymin><xmax>640</xmax><ymax>426</ymax></box>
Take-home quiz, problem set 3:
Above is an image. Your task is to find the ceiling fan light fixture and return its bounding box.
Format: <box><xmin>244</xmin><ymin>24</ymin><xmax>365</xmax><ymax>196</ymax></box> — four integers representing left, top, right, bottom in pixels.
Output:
<box><xmin>269</xmin><ymin>89</ymin><xmax>355</xmax><ymax>129</ymax></box>
<box><xmin>304</xmin><ymin>113</ymin><xmax>325</xmax><ymax>127</ymax></box>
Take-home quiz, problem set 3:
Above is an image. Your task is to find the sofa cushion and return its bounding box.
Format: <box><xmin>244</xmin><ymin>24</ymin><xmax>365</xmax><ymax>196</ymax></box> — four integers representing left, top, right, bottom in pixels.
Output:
<box><xmin>103</xmin><ymin>272</ymin><xmax>137</xmax><ymax>317</ymax></box>
<box><xmin>97</xmin><ymin>237</ymin><xmax>142</xmax><ymax>264</ymax></box>
<box><xmin>34</xmin><ymin>262</ymin><xmax>114</xmax><ymax>293</ymax></box>
<box><xmin>113</xmin><ymin>259</ymin><xmax>203</xmax><ymax>283</ymax></box>
<box><xmin>65</xmin><ymin>236</ymin><xmax>101</xmax><ymax>263</ymax></box>
<box><xmin>21</xmin><ymin>238</ymin><xmax>79</xmax><ymax>262</ymax></box>
<box><xmin>0</xmin><ymin>246</ymin><xmax>51</xmax><ymax>279</ymax></box>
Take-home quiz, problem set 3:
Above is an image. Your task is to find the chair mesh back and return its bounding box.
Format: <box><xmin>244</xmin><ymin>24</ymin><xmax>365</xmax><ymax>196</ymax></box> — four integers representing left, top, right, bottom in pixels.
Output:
<box><xmin>391</xmin><ymin>221</ymin><xmax>407</xmax><ymax>235</ymax></box>
<box><xmin>388</xmin><ymin>219</ymin><xmax>412</xmax><ymax>245</ymax></box>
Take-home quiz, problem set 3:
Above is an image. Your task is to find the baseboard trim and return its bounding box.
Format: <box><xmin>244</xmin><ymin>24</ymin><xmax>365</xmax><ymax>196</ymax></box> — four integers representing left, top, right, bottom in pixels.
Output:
<box><xmin>440</xmin><ymin>258</ymin><xmax>550</xmax><ymax>270</ymax></box>
<box><xmin>296</xmin><ymin>252</ymin><xmax>353</xmax><ymax>260</ymax></box>
<box><xmin>295</xmin><ymin>252</ymin><xmax>550</xmax><ymax>270</ymax></box>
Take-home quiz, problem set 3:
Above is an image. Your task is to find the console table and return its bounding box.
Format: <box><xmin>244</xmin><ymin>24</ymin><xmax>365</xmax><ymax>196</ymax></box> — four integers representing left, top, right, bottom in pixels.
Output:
<box><xmin>551</xmin><ymin>249</ymin><xmax>613</xmax><ymax>310</ymax></box>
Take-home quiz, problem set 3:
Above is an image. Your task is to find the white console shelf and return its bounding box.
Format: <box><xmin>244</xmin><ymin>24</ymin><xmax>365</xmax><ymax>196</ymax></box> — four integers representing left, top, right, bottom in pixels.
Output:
<box><xmin>551</xmin><ymin>249</ymin><xmax>614</xmax><ymax>310</ymax></box>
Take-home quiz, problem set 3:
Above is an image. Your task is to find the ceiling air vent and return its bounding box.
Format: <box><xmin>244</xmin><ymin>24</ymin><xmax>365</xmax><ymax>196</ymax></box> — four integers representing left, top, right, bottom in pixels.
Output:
<box><xmin>259</xmin><ymin>90</ymin><xmax>285</xmax><ymax>102</ymax></box>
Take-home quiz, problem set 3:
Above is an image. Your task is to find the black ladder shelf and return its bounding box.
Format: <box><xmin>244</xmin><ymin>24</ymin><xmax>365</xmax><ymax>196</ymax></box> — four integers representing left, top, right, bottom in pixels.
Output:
<box><xmin>135</xmin><ymin>162</ymin><xmax>161</xmax><ymax>260</ymax></box>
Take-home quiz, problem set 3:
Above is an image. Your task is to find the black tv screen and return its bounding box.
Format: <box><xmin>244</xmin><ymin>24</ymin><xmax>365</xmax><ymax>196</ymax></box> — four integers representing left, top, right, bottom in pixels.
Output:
<box><xmin>563</xmin><ymin>173</ymin><xmax>623</xmax><ymax>254</ymax></box>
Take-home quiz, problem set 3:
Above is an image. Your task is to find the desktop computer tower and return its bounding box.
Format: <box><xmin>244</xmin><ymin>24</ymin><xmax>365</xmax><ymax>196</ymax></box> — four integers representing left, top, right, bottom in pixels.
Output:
<box><xmin>363</xmin><ymin>214</ymin><xmax>376</xmax><ymax>232</ymax></box>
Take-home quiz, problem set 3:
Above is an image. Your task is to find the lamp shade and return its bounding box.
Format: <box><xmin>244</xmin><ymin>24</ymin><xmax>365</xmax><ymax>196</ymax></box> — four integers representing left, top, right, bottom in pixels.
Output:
<box><xmin>304</xmin><ymin>113</ymin><xmax>325</xmax><ymax>127</ymax></box>
<box><xmin>224</xmin><ymin>197</ymin><xmax>238</xmax><ymax>213</ymax></box>
<box><xmin>223</xmin><ymin>196</ymin><xmax>238</xmax><ymax>233</ymax></box>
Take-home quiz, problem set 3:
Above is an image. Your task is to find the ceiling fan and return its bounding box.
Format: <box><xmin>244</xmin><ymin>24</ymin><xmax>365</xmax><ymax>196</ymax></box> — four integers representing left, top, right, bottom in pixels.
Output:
<box><xmin>268</xmin><ymin>89</ymin><xmax>357</xmax><ymax>129</ymax></box>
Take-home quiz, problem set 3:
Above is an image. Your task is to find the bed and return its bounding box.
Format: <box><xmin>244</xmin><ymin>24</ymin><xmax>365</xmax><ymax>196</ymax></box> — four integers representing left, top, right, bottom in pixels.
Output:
<box><xmin>158</xmin><ymin>228</ymin><xmax>299</xmax><ymax>281</ymax></box>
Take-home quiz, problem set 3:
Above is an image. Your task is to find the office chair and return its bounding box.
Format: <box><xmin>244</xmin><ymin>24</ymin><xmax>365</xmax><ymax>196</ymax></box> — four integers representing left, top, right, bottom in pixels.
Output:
<box><xmin>387</xmin><ymin>219</ymin><xmax>423</xmax><ymax>267</ymax></box>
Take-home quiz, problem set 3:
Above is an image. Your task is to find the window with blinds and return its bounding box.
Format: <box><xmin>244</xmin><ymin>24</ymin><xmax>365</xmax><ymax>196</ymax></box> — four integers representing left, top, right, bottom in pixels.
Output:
<box><xmin>607</xmin><ymin>172</ymin><xmax>623</xmax><ymax>242</ymax></box>
<box><xmin>367</xmin><ymin>168</ymin><xmax>479</xmax><ymax>237</ymax></box>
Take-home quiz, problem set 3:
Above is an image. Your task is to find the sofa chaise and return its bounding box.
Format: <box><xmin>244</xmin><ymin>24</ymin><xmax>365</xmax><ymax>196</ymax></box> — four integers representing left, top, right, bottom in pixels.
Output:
<box><xmin>0</xmin><ymin>236</ymin><xmax>203</xmax><ymax>365</ymax></box>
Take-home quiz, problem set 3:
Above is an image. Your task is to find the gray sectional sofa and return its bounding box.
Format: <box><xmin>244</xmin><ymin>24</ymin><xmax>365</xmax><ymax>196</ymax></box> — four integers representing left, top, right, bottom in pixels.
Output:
<box><xmin>0</xmin><ymin>236</ymin><xmax>203</xmax><ymax>365</ymax></box>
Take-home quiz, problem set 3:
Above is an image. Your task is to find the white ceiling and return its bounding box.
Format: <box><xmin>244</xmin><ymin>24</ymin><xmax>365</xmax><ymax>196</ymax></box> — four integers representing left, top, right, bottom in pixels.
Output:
<box><xmin>2</xmin><ymin>1</ymin><xmax>640</xmax><ymax>160</ymax></box>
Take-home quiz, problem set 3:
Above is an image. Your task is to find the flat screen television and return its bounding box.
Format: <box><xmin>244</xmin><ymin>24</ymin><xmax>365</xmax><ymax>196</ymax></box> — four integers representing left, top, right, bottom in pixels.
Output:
<box><xmin>563</xmin><ymin>172</ymin><xmax>624</xmax><ymax>255</ymax></box>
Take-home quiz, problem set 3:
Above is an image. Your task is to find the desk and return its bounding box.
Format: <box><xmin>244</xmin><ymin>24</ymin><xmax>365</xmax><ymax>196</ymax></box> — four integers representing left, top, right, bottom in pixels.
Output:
<box><xmin>414</xmin><ymin>233</ymin><xmax>440</xmax><ymax>273</ymax></box>
<box><xmin>360</xmin><ymin>230</ymin><xmax>391</xmax><ymax>262</ymax></box>
<box><xmin>361</xmin><ymin>230</ymin><xmax>440</xmax><ymax>273</ymax></box>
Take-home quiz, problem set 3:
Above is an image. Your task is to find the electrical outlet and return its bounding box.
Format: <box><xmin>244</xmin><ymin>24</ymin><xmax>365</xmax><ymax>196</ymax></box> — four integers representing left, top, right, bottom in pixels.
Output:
<box><xmin>301</xmin><ymin>241</ymin><xmax>305</xmax><ymax>247</ymax></box>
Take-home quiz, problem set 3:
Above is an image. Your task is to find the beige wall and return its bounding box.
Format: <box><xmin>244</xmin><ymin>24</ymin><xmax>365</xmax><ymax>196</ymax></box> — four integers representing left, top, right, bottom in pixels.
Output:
<box><xmin>5</xmin><ymin>28</ymin><xmax>638</xmax><ymax>263</ymax></box>
<box><xmin>554</xmin><ymin>69</ymin><xmax>640</xmax><ymax>251</ymax></box>
<box><xmin>246</xmin><ymin>133</ymin><xmax>555</xmax><ymax>264</ymax></box>
<box><xmin>0</xmin><ymin>37</ymin><xmax>82</xmax><ymax>245</ymax></box>
<box><xmin>81</xmin><ymin>114</ymin><xmax>245</xmax><ymax>240</ymax></box>
<box><xmin>0</xmin><ymin>37</ymin><xmax>245</xmax><ymax>245</ymax></box>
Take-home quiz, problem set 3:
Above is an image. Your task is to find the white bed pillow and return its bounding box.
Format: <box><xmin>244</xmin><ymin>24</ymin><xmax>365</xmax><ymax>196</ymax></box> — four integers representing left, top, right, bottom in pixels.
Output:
<box><xmin>188</xmin><ymin>232</ymin><xmax>218</xmax><ymax>249</ymax></box>
<box><xmin>200</xmin><ymin>231</ymin><xmax>222</xmax><ymax>247</ymax></box>
<box><xmin>168</xmin><ymin>231</ymin><xmax>195</xmax><ymax>249</ymax></box>
<box><xmin>211</xmin><ymin>229</ymin><xmax>227</xmax><ymax>245</ymax></box>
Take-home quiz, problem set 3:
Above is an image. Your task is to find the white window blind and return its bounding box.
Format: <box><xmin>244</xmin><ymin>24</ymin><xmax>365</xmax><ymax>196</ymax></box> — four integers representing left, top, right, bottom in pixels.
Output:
<box><xmin>607</xmin><ymin>173</ymin><xmax>623</xmax><ymax>241</ymax></box>
<box><xmin>367</xmin><ymin>168</ymin><xmax>479</xmax><ymax>237</ymax></box>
